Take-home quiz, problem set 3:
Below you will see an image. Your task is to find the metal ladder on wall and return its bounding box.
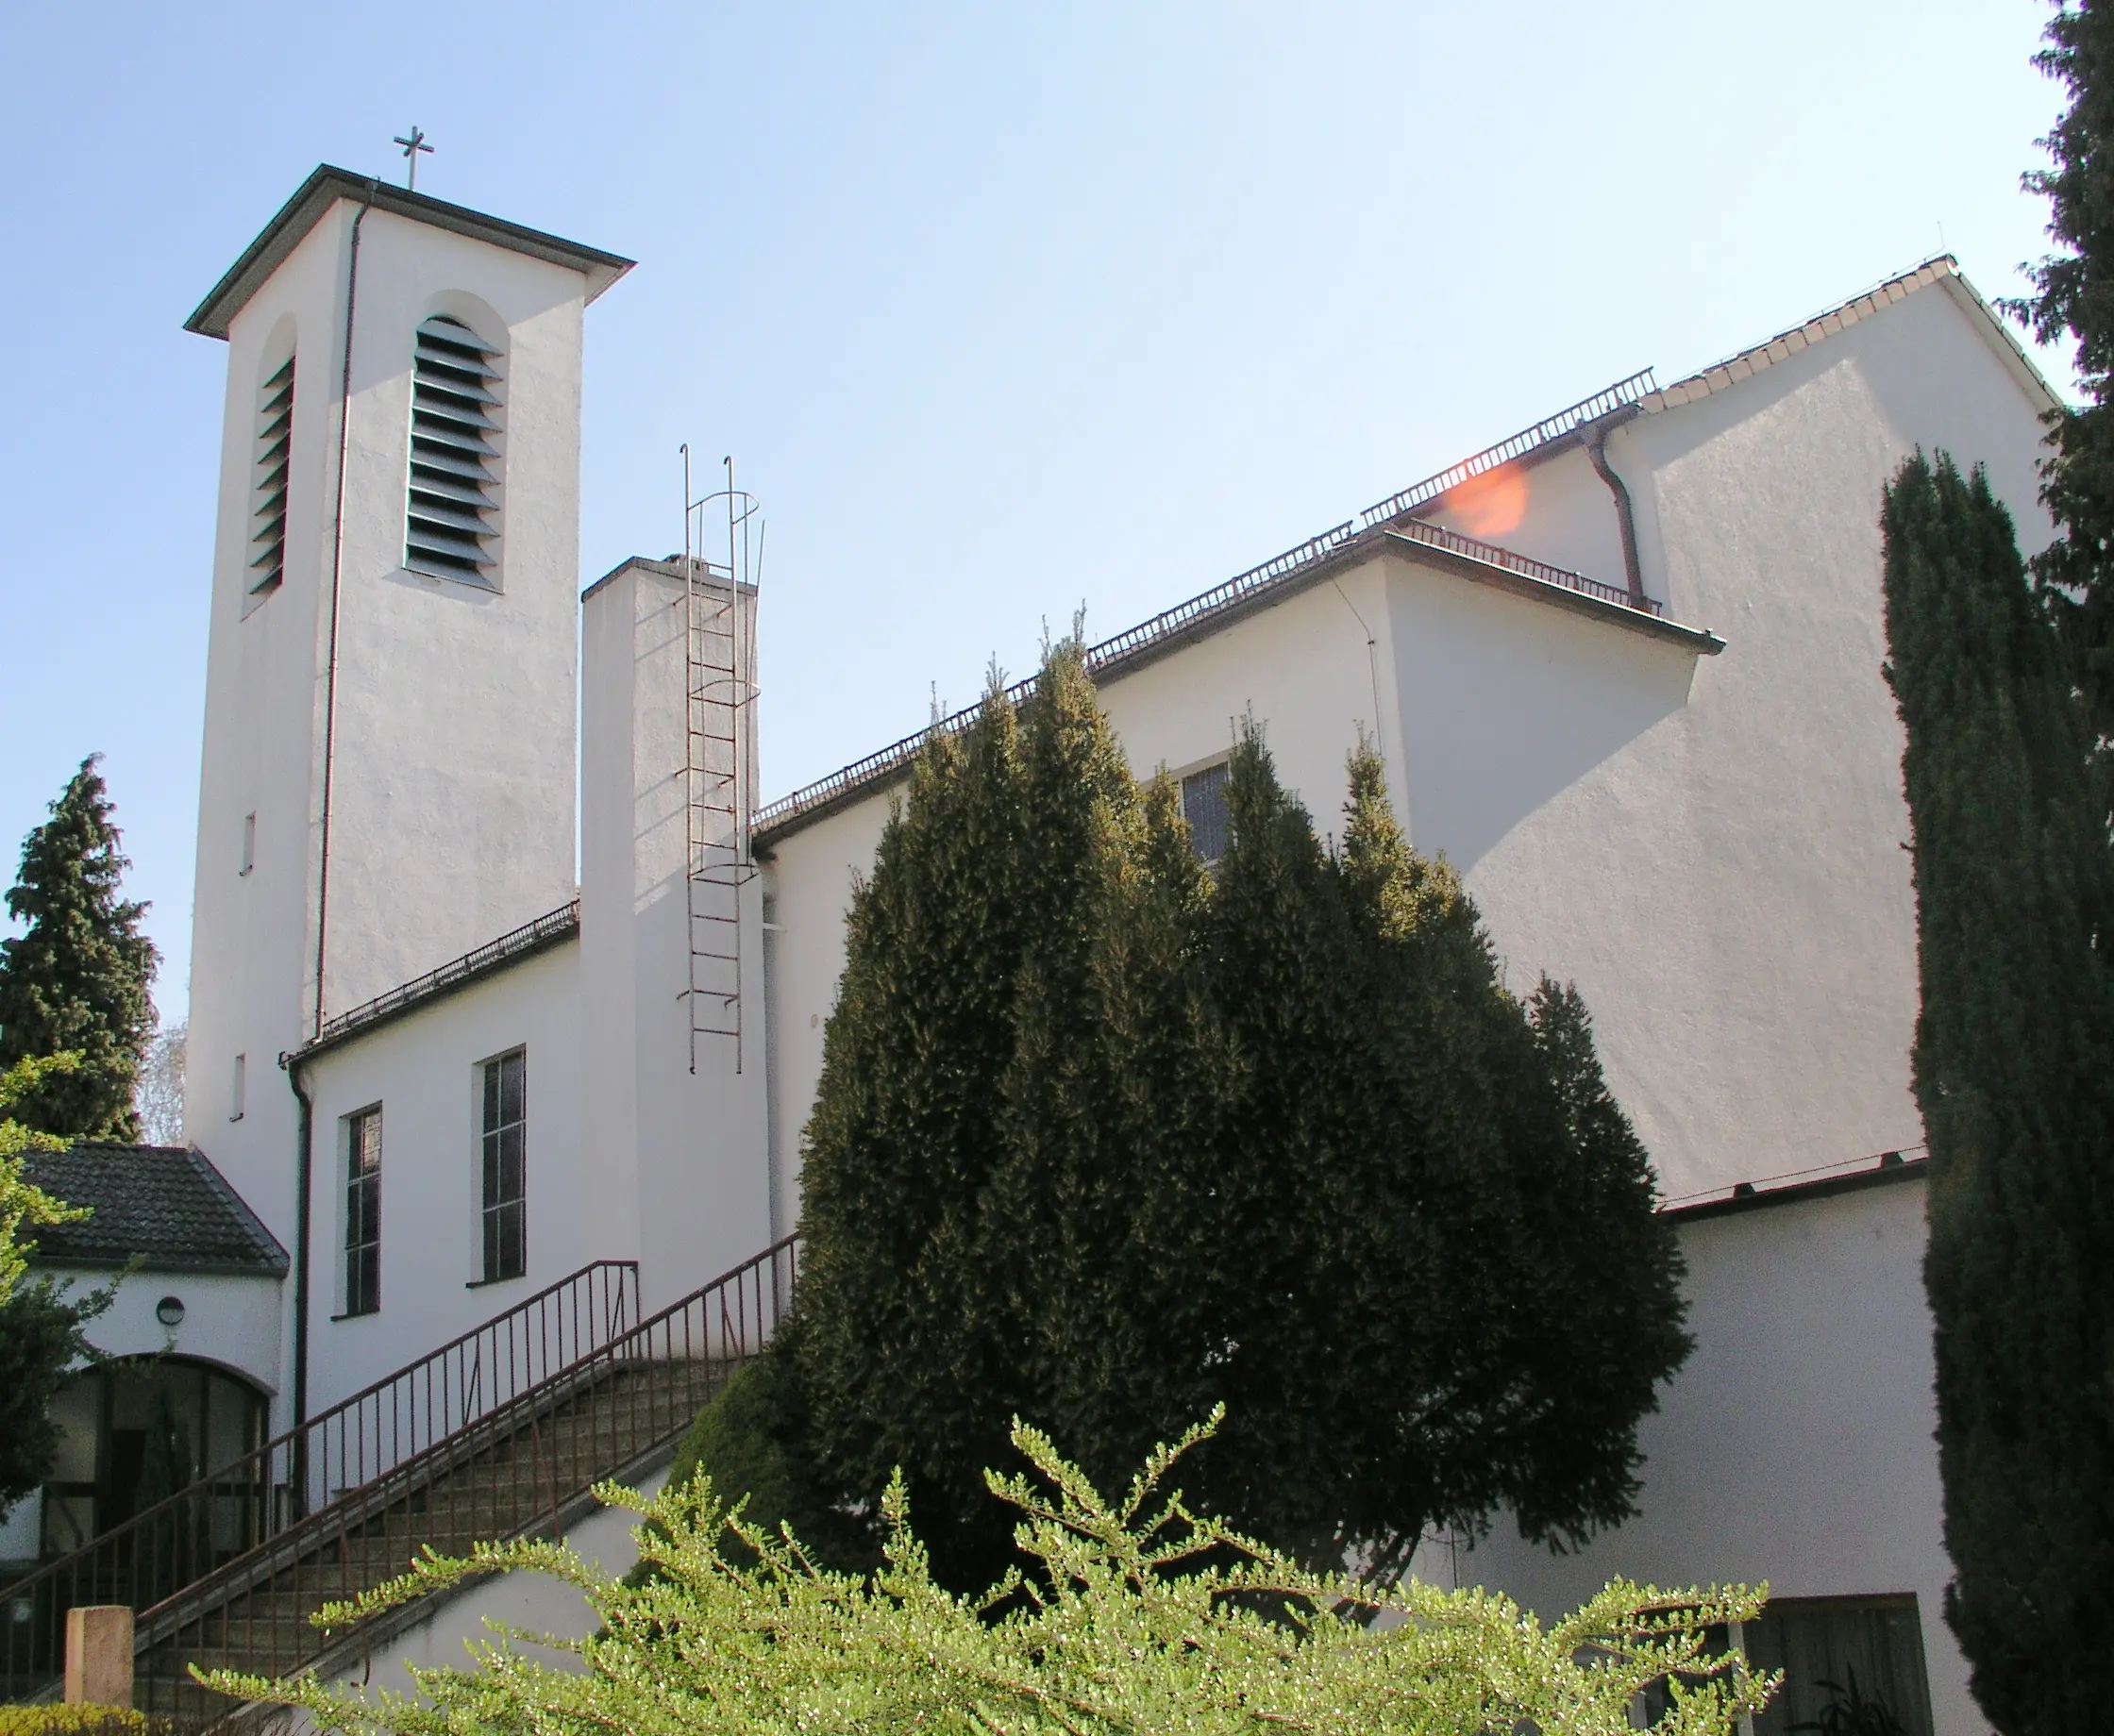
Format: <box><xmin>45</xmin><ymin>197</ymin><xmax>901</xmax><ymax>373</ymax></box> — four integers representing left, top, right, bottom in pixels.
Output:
<box><xmin>680</xmin><ymin>451</ymin><xmax>763</xmax><ymax>1075</ymax></box>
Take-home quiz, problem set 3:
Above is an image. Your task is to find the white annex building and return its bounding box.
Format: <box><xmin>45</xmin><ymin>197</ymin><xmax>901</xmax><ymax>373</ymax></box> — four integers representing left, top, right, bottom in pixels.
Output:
<box><xmin>1</xmin><ymin>166</ymin><xmax>2065</xmax><ymax>1736</ymax></box>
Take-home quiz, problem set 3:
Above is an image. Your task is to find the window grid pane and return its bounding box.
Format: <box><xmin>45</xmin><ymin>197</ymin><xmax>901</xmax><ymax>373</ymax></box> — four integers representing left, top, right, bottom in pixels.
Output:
<box><xmin>1181</xmin><ymin>762</ymin><xmax>1231</xmax><ymax>863</ymax></box>
<box><xmin>1746</xmin><ymin>1596</ymin><xmax>1934</xmax><ymax>1736</ymax></box>
<box><xmin>479</xmin><ymin>1051</ymin><xmax>527</xmax><ymax>1282</ymax></box>
<box><xmin>344</xmin><ymin>1108</ymin><xmax>381</xmax><ymax>1316</ymax></box>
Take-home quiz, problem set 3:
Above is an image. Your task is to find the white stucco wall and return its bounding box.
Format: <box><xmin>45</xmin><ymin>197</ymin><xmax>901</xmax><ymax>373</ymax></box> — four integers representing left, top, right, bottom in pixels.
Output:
<box><xmin>1453</xmin><ymin>1177</ymin><xmax>1976</xmax><ymax>1733</ymax></box>
<box><xmin>760</xmin><ymin>797</ymin><xmax>892</xmax><ymax>1231</ymax></box>
<box><xmin>300</xmin><ymin>1462</ymin><xmax>669</xmax><ymax>1728</ymax></box>
<box><xmin>296</xmin><ymin>941</ymin><xmax>584</xmax><ymax>1420</ymax></box>
<box><xmin>1421</xmin><ymin>439</ymin><xmax>1632</xmax><ymax>595</ymax></box>
<box><xmin>1448</xmin><ymin>281</ymin><xmax>2053</xmax><ymax>1198</ymax></box>
<box><xmin>0</xmin><ymin>1265</ymin><xmax>284</xmax><ymax>1562</ymax></box>
<box><xmin>316</xmin><ymin>207</ymin><xmax>587</xmax><ymax>1010</ymax></box>
<box><xmin>77</xmin><ymin>1264</ymin><xmax>288</xmax><ymax>1388</ymax></box>
<box><xmin>187</xmin><ymin>194</ymin><xmax>599</xmax><ymax>1353</ymax></box>
<box><xmin>579</xmin><ymin>559</ymin><xmax>772</xmax><ymax>1313</ymax></box>
<box><xmin>759</xmin><ymin>282</ymin><xmax>2053</xmax><ymax>1211</ymax></box>
<box><xmin>760</xmin><ymin>562</ymin><xmax>1399</xmax><ymax>1224</ymax></box>
<box><xmin>187</xmin><ymin>209</ymin><xmax>348</xmax><ymax>1326</ymax></box>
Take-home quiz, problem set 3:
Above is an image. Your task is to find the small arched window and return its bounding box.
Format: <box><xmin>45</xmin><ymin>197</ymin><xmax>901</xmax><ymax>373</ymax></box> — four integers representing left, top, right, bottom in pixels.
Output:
<box><xmin>249</xmin><ymin>354</ymin><xmax>294</xmax><ymax>594</ymax></box>
<box><xmin>405</xmin><ymin>314</ymin><xmax>503</xmax><ymax>582</ymax></box>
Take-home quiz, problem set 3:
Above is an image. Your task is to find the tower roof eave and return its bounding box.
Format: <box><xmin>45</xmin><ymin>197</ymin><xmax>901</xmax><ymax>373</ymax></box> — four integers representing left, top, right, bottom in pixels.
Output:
<box><xmin>184</xmin><ymin>164</ymin><xmax>635</xmax><ymax>341</ymax></box>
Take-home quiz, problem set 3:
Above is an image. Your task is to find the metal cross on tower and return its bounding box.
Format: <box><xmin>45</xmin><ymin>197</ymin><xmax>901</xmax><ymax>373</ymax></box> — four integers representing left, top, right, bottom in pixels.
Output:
<box><xmin>393</xmin><ymin>126</ymin><xmax>434</xmax><ymax>191</ymax></box>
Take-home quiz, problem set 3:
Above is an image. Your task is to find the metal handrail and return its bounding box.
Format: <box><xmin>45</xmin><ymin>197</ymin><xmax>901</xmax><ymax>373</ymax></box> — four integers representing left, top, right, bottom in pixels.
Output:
<box><xmin>753</xmin><ymin>371</ymin><xmax>1668</xmax><ymax>840</ymax></box>
<box><xmin>1383</xmin><ymin>518</ymin><xmax>1663</xmax><ymax>616</ymax></box>
<box><xmin>1356</xmin><ymin>369</ymin><xmax>1659</xmax><ymax>527</ymax></box>
<box><xmin>0</xmin><ymin>1257</ymin><xmax>641</xmax><ymax>1710</ymax></box>
<box><xmin>1</xmin><ymin>1240</ymin><xmax>797</xmax><ymax>1725</ymax></box>
<box><xmin>301</xmin><ymin>901</ymin><xmax>581</xmax><ymax>1058</ymax></box>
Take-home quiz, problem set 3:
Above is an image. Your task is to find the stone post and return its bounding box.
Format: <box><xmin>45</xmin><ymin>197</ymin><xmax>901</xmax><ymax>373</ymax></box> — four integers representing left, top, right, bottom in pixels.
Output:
<box><xmin>62</xmin><ymin>1605</ymin><xmax>133</xmax><ymax>1709</ymax></box>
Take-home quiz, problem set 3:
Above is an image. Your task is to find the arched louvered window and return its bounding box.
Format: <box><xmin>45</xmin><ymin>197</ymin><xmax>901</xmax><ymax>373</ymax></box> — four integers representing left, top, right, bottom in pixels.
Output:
<box><xmin>250</xmin><ymin>355</ymin><xmax>294</xmax><ymax>594</ymax></box>
<box><xmin>406</xmin><ymin>314</ymin><xmax>503</xmax><ymax>582</ymax></box>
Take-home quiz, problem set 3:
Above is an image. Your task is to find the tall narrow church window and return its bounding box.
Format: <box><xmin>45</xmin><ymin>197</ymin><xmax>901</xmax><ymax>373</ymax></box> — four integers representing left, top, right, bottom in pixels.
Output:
<box><xmin>250</xmin><ymin>355</ymin><xmax>294</xmax><ymax>594</ymax></box>
<box><xmin>1181</xmin><ymin>761</ymin><xmax>1231</xmax><ymax>863</ymax></box>
<box><xmin>479</xmin><ymin>1050</ymin><xmax>526</xmax><ymax>1282</ymax></box>
<box><xmin>344</xmin><ymin>1107</ymin><xmax>382</xmax><ymax>1317</ymax></box>
<box><xmin>405</xmin><ymin>315</ymin><xmax>503</xmax><ymax>583</ymax></box>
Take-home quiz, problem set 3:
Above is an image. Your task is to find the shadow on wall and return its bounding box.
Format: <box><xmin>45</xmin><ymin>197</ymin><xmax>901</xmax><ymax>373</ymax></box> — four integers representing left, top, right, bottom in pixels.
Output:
<box><xmin>1385</xmin><ymin>558</ymin><xmax>1705</xmax><ymax>875</ymax></box>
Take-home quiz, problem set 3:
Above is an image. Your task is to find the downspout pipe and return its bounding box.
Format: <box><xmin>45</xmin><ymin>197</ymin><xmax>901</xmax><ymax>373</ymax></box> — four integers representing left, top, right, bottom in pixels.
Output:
<box><xmin>286</xmin><ymin>183</ymin><xmax>375</xmax><ymax>1492</ymax></box>
<box><xmin>282</xmin><ymin>1048</ymin><xmax>314</xmax><ymax>1518</ymax></box>
<box><xmin>1582</xmin><ymin>406</ymin><xmax>1647</xmax><ymax>607</ymax></box>
<box><xmin>314</xmin><ymin>184</ymin><xmax>378</xmax><ymax>1038</ymax></box>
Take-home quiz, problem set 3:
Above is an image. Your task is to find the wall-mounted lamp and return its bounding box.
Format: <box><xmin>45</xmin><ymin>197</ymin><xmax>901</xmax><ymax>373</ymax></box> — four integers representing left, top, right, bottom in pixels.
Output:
<box><xmin>155</xmin><ymin>1295</ymin><xmax>186</xmax><ymax>1327</ymax></box>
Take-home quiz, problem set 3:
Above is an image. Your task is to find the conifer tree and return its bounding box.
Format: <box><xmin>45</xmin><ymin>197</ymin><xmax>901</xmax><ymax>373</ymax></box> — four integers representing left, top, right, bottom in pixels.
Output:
<box><xmin>1188</xmin><ymin>734</ymin><xmax>1686</xmax><ymax>1578</ymax></box>
<box><xmin>0</xmin><ymin>1051</ymin><xmax>109</xmax><ymax>1507</ymax></box>
<box><xmin>1882</xmin><ymin>450</ymin><xmax>2114</xmax><ymax>1733</ymax></box>
<box><xmin>786</xmin><ymin>676</ymin><xmax>1039</xmax><ymax>1588</ymax></box>
<box><xmin>2014</xmin><ymin>0</ymin><xmax>2114</xmax><ymax>735</ymax></box>
<box><xmin>787</xmin><ymin>644</ymin><xmax>1228</xmax><ymax>1590</ymax></box>
<box><xmin>745</xmin><ymin>646</ymin><xmax>1687</xmax><ymax>1594</ymax></box>
<box><xmin>0</xmin><ymin>758</ymin><xmax>160</xmax><ymax>1141</ymax></box>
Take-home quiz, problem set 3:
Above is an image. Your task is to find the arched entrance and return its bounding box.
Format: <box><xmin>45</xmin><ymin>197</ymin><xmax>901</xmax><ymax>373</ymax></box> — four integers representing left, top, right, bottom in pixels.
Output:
<box><xmin>40</xmin><ymin>1357</ymin><xmax>269</xmax><ymax>1566</ymax></box>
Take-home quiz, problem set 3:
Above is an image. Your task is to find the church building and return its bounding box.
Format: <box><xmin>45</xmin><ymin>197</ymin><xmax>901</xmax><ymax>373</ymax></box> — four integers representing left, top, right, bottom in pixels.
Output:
<box><xmin>3</xmin><ymin>166</ymin><xmax>2060</xmax><ymax>1736</ymax></box>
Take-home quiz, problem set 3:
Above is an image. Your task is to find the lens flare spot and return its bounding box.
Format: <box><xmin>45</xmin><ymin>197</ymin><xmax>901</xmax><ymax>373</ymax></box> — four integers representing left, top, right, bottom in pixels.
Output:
<box><xmin>1449</xmin><ymin>466</ymin><xmax>1529</xmax><ymax>540</ymax></box>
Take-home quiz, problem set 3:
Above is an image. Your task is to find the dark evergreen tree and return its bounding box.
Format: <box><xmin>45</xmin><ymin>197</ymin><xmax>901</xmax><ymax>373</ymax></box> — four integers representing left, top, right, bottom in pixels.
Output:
<box><xmin>1185</xmin><ymin>733</ymin><xmax>1686</xmax><ymax>1579</ymax></box>
<box><xmin>1882</xmin><ymin>450</ymin><xmax>2114</xmax><ymax>1733</ymax></box>
<box><xmin>783</xmin><ymin>675</ymin><xmax>1039</xmax><ymax>1589</ymax></box>
<box><xmin>979</xmin><ymin>650</ymin><xmax>1220</xmax><ymax>1513</ymax></box>
<box><xmin>0</xmin><ymin>1054</ymin><xmax>109</xmax><ymax>1512</ymax></box>
<box><xmin>2015</xmin><ymin>0</ymin><xmax>2114</xmax><ymax>736</ymax></box>
<box><xmin>0</xmin><ymin>1278</ymin><xmax>106</xmax><ymax>1509</ymax></box>
<box><xmin>0</xmin><ymin>758</ymin><xmax>159</xmax><ymax>1141</ymax></box>
<box><xmin>731</xmin><ymin>647</ymin><xmax>1687</xmax><ymax>1594</ymax></box>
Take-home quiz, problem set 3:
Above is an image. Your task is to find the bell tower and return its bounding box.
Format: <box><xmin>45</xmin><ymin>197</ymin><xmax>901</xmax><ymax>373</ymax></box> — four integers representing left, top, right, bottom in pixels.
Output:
<box><xmin>180</xmin><ymin>166</ymin><xmax>631</xmax><ymax>1250</ymax></box>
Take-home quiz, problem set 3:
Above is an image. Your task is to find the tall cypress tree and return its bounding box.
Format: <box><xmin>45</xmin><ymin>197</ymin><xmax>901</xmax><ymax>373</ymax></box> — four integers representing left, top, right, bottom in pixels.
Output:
<box><xmin>1882</xmin><ymin>450</ymin><xmax>2114</xmax><ymax>1732</ymax></box>
<box><xmin>789</xmin><ymin>643</ymin><xmax>1223</xmax><ymax>1590</ymax></box>
<box><xmin>982</xmin><ymin>648</ymin><xmax>1216</xmax><ymax>1504</ymax></box>
<box><xmin>0</xmin><ymin>758</ymin><xmax>159</xmax><ymax>1141</ymax></box>
<box><xmin>787</xmin><ymin>676</ymin><xmax>1040</xmax><ymax>1588</ymax></box>
<box><xmin>2014</xmin><ymin>0</ymin><xmax>2114</xmax><ymax>736</ymax></box>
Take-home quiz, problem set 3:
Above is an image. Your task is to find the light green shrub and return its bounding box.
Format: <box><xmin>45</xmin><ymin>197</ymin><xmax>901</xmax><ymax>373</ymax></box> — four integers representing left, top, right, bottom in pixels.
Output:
<box><xmin>0</xmin><ymin>1706</ymin><xmax>150</xmax><ymax>1736</ymax></box>
<box><xmin>204</xmin><ymin>1412</ymin><xmax>1774</xmax><ymax>1736</ymax></box>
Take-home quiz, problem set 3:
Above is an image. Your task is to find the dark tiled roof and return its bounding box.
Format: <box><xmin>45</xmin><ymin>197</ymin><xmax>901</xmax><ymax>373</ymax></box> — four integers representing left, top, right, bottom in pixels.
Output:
<box><xmin>187</xmin><ymin>165</ymin><xmax>634</xmax><ymax>340</ymax></box>
<box><xmin>22</xmin><ymin>1144</ymin><xmax>289</xmax><ymax>1277</ymax></box>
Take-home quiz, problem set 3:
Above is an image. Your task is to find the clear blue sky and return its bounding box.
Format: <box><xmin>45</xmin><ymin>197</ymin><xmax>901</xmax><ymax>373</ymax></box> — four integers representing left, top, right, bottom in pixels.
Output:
<box><xmin>0</xmin><ymin>1</ymin><xmax>2072</xmax><ymax>1011</ymax></box>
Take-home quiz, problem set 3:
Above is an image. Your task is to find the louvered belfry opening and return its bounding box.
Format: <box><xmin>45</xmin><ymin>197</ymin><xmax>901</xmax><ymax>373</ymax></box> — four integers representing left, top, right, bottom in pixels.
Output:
<box><xmin>406</xmin><ymin>314</ymin><xmax>504</xmax><ymax>582</ymax></box>
<box><xmin>250</xmin><ymin>355</ymin><xmax>294</xmax><ymax>593</ymax></box>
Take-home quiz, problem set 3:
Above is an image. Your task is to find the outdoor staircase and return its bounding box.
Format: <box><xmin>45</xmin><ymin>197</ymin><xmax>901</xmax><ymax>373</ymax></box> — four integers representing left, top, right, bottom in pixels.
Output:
<box><xmin>0</xmin><ymin>1239</ymin><xmax>799</xmax><ymax>1730</ymax></box>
